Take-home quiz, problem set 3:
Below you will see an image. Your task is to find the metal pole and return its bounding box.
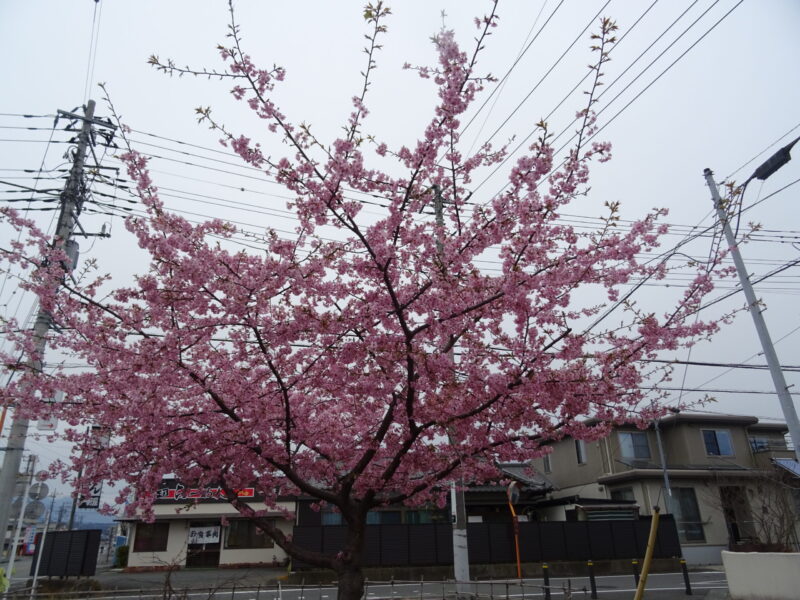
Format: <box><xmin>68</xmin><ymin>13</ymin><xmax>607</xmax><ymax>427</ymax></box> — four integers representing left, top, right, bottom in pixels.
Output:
<box><xmin>653</xmin><ymin>418</ymin><xmax>674</xmax><ymax>516</ymax></box>
<box><xmin>704</xmin><ymin>168</ymin><xmax>800</xmax><ymax>460</ymax></box>
<box><xmin>587</xmin><ymin>561</ymin><xmax>597</xmax><ymax>600</ymax></box>
<box><xmin>631</xmin><ymin>559</ymin><xmax>640</xmax><ymax>586</ymax></box>
<box><xmin>30</xmin><ymin>492</ymin><xmax>54</xmax><ymax>600</ymax></box>
<box><xmin>433</xmin><ymin>185</ymin><xmax>470</xmax><ymax>595</ymax></box>
<box><xmin>679</xmin><ymin>558</ymin><xmax>693</xmax><ymax>595</ymax></box>
<box><xmin>4</xmin><ymin>456</ymin><xmax>35</xmax><ymax>599</ymax></box>
<box><xmin>542</xmin><ymin>563</ymin><xmax>550</xmax><ymax>600</ymax></box>
<box><xmin>0</xmin><ymin>101</ymin><xmax>96</xmax><ymax>550</ymax></box>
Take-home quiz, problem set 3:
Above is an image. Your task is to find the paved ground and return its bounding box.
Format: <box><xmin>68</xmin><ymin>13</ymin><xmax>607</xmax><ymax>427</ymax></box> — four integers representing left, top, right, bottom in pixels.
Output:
<box><xmin>4</xmin><ymin>555</ymin><xmax>728</xmax><ymax>599</ymax></box>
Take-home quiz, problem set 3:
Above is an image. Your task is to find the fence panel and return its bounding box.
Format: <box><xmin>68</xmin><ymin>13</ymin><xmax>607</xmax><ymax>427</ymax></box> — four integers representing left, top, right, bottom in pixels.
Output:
<box><xmin>30</xmin><ymin>530</ymin><xmax>101</xmax><ymax>577</ymax></box>
<box><xmin>466</xmin><ymin>523</ymin><xmax>492</xmax><ymax>563</ymax></box>
<box><xmin>408</xmin><ymin>524</ymin><xmax>437</xmax><ymax>565</ymax></box>
<box><xmin>488</xmin><ymin>523</ymin><xmax>514</xmax><ymax>564</ymax></box>
<box><xmin>611</xmin><ymin>520</ymin><xmax>638</xmax><ymax>558</ymax></box>
<box><xmin>291</xmin><ymin>517</ymin><xmax>682</xmax><ymax>568</ymax></box>
<box><xmin>363</xmin><ymin>527</ymin><xmax>382</xmax><ymax>566</ymax></box>
<box><xmin>656</xmin><ymin>515</ymin><xmax>682</xmax><ymax>558</ymax></box>
<box><xmin>321</xmin><ymin>526</ymin><xmax>347</xmax><ymax>557</ymax></box>
<box><xmin>586</xmin><ymin>521</ymin><xmax>615</xmax><ymax>560</ymax></box>
<box><xmin>562</xmin><ymin>521</ymin><xmax>591</xmax><ymax>561</ymax></box>
<box><xmin>435</xmin><ymin>522</ymin><xmax>453</xmax><ymax>564</ymax></box>
<box><xmin>518</xmin><ymin>522</ymin><xmax>542</xmax><ymax>563</ymax></box>
<box><xmin>380</xmin><ymin>524</ymin><xmax>409</xmax><ymax>566</ymax></box>
<box><xmin>538</xmin><ymin>522</ymin><xmax>567</xmax><ymax>561</ymax></box>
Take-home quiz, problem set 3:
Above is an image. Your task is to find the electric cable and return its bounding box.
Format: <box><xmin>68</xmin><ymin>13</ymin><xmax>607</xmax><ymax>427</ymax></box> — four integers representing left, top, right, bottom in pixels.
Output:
<box><xmin>83</xmin><ymin>0</ymin><xmax>103</xmax><ymax>104</ymax></box>
<box><xmin>470</xmin><ymin>0</ymin><xmax>707</xmax><ymax>195</ymax></box>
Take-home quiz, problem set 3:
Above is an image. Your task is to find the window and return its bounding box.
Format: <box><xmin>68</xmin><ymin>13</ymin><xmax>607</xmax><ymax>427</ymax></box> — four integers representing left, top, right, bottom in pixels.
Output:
<box><xmin>610</xmin><ymin>487</ymin><xmax>636</xmax><ymax>502</ymax></box>
<box><xmin>673</xmin><ymin>488</ymin><xmax>705</xmax><ymax>542</ymax></box>
<box><xmin>702</xmin><ymin>429</ymin><xmax>734</xmax><ymax>456</ymax></box>
<box><xmin>619</xmin><ymin>431</ymin><xmax>651</xmax><ymax>459</ymax></box>
<box><xmin>133</xmin><ymin>522</ymin><xmax>170</xmax><ymax>552</ymax></box>
<box><xmin>404</xmin><ymin>510</ymin><xmax>448</xmax><ymax>524</ymax></box>
<box><xmin>367</xmin><ymin>510</ymin><xmax>402</xmax><ymax>525</ymax></box>
<box><xmin>321</xmin><ymin>509</ymin><xmax>343</xmax><ymax>526</ymax></box>
<box><xmin>225</xmin><ymin>520</ymin><xmax>273</xmax><ymax>549</ymax></box>
<box><xmin>575</xmin><ymin>439</ymin><xmax>587</xmax><ymax>465</ymax></box>
<box><xmin>543</xmin><ymin>453</ymin><xmax>552</xmax><ymax>473</ymax></box>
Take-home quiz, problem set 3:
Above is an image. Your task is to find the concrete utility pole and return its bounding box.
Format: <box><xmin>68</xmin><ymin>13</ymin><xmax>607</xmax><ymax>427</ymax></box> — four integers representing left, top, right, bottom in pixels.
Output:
<box><xmin>704</xmin><ymin>165</ymin><xmax>800</xmax><ymax>462</ymax></box>
<box><xmin>432</xmin><ymin>186</ymin><xmax>471</xmax><ymax>594</ymax></box>
<box><xmin>0</xmin><ymin>101</ymin><xmax>96</xmax><ymax>551</ymax></box>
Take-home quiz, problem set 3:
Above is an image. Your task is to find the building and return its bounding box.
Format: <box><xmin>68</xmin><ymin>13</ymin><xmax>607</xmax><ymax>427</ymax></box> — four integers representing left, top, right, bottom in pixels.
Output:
<box><xmin>126</xmin><ymin>465</ymin><xmax>552</xmax><ymax>570</ymax></box>
<box><xmin>529</xmin><ymin>413</ymin><xmax>800</xmax><ymax>564</ymax></box>
<box><xmin>126</xmin><ymin>480</ymin><xmax>294</xmax><ymax>570</ymax></box>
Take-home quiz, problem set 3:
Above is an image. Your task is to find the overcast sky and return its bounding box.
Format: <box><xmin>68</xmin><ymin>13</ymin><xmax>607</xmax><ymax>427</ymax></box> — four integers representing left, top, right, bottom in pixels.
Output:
<box><xmin>2</xmin><ymin>0</ymin><xmax>800</xmax><ymax>476</ymax></box>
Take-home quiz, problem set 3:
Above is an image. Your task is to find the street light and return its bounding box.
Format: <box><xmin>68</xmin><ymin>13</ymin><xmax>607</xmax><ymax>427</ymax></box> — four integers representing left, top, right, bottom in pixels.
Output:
<box><xmin>704</xmin><ymin>137</ymin><xmax>800</xmax><ymax>461</ymax></box>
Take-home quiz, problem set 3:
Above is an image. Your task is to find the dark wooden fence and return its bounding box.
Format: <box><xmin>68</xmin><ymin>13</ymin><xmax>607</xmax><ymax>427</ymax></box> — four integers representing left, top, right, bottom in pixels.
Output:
<box><xmin>29</xmin><ymin>529</ymin><xmax>101</xmax><ymax>577</ymax></box>
<box><xmin>292</xmin><ymin>516</ymin><xmax>681</xmax><ymax>568</ymax></box>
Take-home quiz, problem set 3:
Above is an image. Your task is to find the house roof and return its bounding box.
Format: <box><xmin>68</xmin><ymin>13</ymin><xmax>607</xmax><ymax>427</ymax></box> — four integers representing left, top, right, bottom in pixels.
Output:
<box><xmin>466</xmin><ymin>463</ymin><xmax>554</xmax><ymax>496</ymax></box>
<box><xmin>497</xmin><ymin>463</ymin><xmax>554</xmax><ymax>493</ymax></box>
<box><xmin>581</xmin><ymin>412</ymin><xmax>771</xmax><ymax>430</ymax></box>
<box><xmin>533</xmin><ymin>494</ymin><xmax>636</xmax><ymax>508</ymax></box>
<box><xmin>747</xmin><ymin>422</ymin><xmax>790</xmax><ymax>433</ymax></box>
<box><xmin>656</xmin><ymin>413</ymin><xmax>759</xmax><ymax>427</ymax></box>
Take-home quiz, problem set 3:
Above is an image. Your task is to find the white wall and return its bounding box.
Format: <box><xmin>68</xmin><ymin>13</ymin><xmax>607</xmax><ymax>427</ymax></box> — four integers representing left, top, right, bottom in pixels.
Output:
<box><xmin>722</xmin><ymin>551</ymin><xmax>800</xmax><ymax>600</ymax></box>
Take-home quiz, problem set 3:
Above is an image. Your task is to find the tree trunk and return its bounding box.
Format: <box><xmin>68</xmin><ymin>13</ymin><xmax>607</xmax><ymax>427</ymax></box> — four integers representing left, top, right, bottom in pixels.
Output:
<box><xmin>337</xmin><ymin>565</ymin><xmax>365</xmax><ymax>600</ymax></box>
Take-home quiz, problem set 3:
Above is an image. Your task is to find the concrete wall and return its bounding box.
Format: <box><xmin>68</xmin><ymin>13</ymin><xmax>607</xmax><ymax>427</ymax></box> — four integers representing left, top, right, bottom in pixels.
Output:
<box><xmin>683</xmin><ymin>544</ymin><xmax>725</xmax><ymax>565</ymax></box>
<box><xmin>722</xmin><ymin>551</ymin><xmax>800</xmax><ymax>600</ymax></box>
<box><xmin>534</xmin><ymin>438</ymin><xmax>606</xmax><ymax>490</ymax></box>
<box><xmin>662</xmin><ymin>422</ymin><xmax>755</xmax><ymax>467</ymax></box>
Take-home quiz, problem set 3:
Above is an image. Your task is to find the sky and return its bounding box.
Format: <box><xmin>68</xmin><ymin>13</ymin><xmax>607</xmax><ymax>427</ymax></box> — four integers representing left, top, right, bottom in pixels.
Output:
<box><xmin>1</xmin><ymin>0</ymin><xmax>800</xmax><ymax>488</ymax></box>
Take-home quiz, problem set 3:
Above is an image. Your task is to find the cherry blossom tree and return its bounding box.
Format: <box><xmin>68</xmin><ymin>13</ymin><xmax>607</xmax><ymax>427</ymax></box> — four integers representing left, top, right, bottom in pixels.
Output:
<box><xmin>1</xmin><ymin>3</ymin><xmax>731</xmax><ymax>598</ymax></box>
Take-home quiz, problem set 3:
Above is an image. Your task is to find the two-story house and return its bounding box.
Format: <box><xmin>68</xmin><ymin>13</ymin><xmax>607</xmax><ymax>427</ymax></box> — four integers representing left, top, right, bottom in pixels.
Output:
<box><xmin>529</xmin><ymin>412</ymin><xmax>800</xmax><ymax>564</ymax></box>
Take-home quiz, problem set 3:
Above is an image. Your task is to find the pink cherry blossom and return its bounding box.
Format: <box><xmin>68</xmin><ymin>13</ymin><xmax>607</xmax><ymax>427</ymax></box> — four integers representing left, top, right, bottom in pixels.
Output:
<box><xmin>1</xmin><ymin>6</ymin><xmax>733</xmax><ymax>600</ymax></box>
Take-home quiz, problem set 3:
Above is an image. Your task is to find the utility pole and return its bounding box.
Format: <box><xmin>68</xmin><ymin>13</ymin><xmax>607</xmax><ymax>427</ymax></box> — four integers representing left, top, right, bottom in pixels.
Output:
<box><xmin>704</xmin><ymin>164</ymin><xmax>800</xmax><ymax>461</ymax></box>
<box><xmin>432</xmin><ymin>185</ymin><xmax>471</xmax><ymax>595</ymax></box>
<box><xmin>0</xmin><ymin>101</ymin><xmax>96</xmax><ymax>552</ymax></box>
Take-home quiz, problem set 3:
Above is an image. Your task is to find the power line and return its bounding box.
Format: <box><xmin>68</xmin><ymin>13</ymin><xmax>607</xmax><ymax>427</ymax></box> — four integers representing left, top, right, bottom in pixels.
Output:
<box><xmin>557</xmin><ymin>0</ymin><xmax>744</xmax><ymax>163</ymax></box>
<box><xmin>471</xmin><ymin>0</ymin><xmax>710</xmax><ymax>194</ymax></box>
<box><xmin>475</xmin><ymin>0</ymin><xmax>612</xmax><ymax>151</ymax></box>
<box><xmin>460</xmin><ymin>0</ymin><xmax>566</xmax><ymax>138</ymax></box>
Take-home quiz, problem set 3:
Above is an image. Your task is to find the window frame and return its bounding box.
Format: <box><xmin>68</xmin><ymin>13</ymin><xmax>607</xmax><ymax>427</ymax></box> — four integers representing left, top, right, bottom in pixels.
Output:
<box><xmin>672</xmin><ymin>487</ymin><xmax>706</xmax><ymax>543</ymax></box>
<box><xmin>543</xmin><ymin>453</ymin><xmax>552</xmax><ymax>473</ymax></box>
<box><xmin>702</xmin><ymin>429</ymin><xmax>734</xmax><ymax>457</ymax></box>
<box><xmin>575</xmin><ymin>439</ymin><xmax>587</xmax><ymax>465</ymax></box>
<box><xmin>618</xmin><ymin>431</ymin><xmax>651</xmax><ymax>459</ymax></box>
<box><xmin>225</xmin><ymin>519</ymin><xmax>273</xmax><ymax>549</ymax></box>
<box><xmin>610</xmin><ymin>486</ymin><xmax>636</xmax><ymax>502</ymax></box>
<box><xmin>133</xmin><ymin>522</ymin><xmax>170</xmax><ymax>553</ymax></box>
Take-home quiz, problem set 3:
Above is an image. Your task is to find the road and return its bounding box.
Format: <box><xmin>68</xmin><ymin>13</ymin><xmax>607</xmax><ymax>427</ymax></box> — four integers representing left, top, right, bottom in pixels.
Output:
<box><xmin>6</xmin><ymin>559</ymin><xmax>728</xmax><ymax>600</ymax></box>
